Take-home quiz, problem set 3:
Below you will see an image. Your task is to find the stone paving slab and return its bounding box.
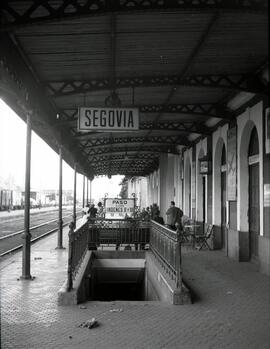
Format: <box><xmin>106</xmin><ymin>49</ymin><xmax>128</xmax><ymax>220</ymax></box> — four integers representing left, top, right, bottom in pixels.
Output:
<box><xmin>0</xmin><ymin>229</ymin><xmax>269</xmax><ymax>349</ymax></box>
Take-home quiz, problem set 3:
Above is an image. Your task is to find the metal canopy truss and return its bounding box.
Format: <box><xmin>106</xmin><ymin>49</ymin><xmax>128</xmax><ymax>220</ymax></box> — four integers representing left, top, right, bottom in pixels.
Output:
<box><xmin>86</xmin><ymin>145</ymin><xmax>178</xmax><ymax>156</ymax></box>
<box><xmin>124</xmin><ymin>9</ymin><xmax>219</xmax><ymax>171</ymax></box>
<box><xmin>140</xmin><ymin>103</ymin><xmax>232</xmax><ymax>119</ymax></box>
<box><xmin>79</xmin><ymin>135</ymin><xmax>189</xmax><ymax>147</ymax></box>
<box><xmin>74</xmin><ymin>120</ymin><xmax>209</xmax><ymax>138</ymax></box>
<box><xmin>89</xmin><ymin>152</ymin><xmax>159</xmax><ymax>164</ymax></box>
<box><xmin>48</xmin><ymin>74</ymin><xmax>268</xmax><ymax>97</ymax></box>
<box><xmin>1</xmin><ymin>0</ymin><xmax>267</xmax><ymax>30</ymax></box>
<box><xmin>93</xmin><ymin>159</ymin><xmax>159</xmax><ymax>176</ymax></box>
<box><xmin>60</xmin><ymin>103</ymin><xmax>233</xmax><ymax>122</ymax></box>
<box><xmin>0</xmin><ymin>33</ymin><xmax>95</xmax><ymax>177</ymax></box>
<box><xmin>0</xmin><ymin>1</ymin><xmax>268</xmax><ymax>178</ymax></box>
<box><xmin>137</xmin><ymin>120</ymin><xmax>210</xmax><ymax>135</ymax></box>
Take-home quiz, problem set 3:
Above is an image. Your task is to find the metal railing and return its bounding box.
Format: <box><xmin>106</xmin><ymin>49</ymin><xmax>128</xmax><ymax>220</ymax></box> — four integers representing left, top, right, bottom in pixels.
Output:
<box><xmin>67</xmin><ymin>218</ymin><xmax>150</xmax><ymax>290</ymax></box>
<box><xmin>67</xmin><ymin>221</ymin><xmax>89</xmax><ymax>290</ymax></box>
<box><xmin>67</xmin><ymin>218</ymin><xmax>182</xmax><ymax>291</ymax></box>
<box><xmin>149</xmin><ymin>221</ymin><xmax>182</xmax><ymax>288</ymax></box>
<box><xmin>88</xmin><ymin>218</ymin><xmax>150</xmax><ymax>249</ymax></box>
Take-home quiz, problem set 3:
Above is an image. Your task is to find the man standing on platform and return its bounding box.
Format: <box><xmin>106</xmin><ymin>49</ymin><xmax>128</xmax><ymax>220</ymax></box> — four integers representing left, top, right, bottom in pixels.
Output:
<box><xmin>166</xmin><ymin>201</ymin><xmax>183</xmax><ymax>230</ymax></box>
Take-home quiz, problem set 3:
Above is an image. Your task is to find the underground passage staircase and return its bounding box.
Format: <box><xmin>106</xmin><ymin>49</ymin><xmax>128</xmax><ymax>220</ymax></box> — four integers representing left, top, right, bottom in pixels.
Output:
<box><xmin>58</xmin><ymin>219</ymin><xmax>191</xmax><ymax>305</ymax></box>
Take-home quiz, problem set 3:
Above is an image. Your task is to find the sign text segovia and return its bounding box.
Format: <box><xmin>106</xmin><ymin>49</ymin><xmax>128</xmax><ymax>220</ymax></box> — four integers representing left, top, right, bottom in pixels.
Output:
<box><xmin>78</xmin><ymin>107</ymin><xmax>139</xmax><ymax>131</ymax></box>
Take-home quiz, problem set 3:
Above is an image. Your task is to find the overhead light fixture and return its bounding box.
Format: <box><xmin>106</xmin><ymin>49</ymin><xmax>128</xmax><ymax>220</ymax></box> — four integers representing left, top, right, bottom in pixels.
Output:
<box><xmin>105</xmin><ymin>90</ymin><xmax>121</xmax><ymax>107</ymax></box>
<box><xmin>124</xmin><ymin>150</ymin><xmax>129</xmax><ymax>160</ymax></box>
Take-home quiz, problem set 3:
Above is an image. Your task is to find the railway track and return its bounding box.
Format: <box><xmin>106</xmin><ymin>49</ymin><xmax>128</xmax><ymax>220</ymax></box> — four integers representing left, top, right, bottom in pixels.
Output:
<box><xmin>0</xmin><ymin>211</ymin><xmax>81</xmax><ymax>257</ymax></box>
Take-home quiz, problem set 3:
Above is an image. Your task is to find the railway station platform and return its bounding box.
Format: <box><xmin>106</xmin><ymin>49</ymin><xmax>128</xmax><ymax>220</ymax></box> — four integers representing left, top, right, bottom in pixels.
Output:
<box><xmin>0</xmin><ymin>225</ymin><xmax>269</xmax><ymax>349</ymax></box>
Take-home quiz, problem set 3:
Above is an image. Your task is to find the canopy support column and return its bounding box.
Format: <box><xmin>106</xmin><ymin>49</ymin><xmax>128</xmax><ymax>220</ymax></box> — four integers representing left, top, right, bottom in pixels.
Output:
<box><xmin>73</xmin><ymin>163</ymin><xmax>77</xmax><ymax>227</ymax></box>
<box><xmin>86</xmin><ymin>178</ymin><xmax>89</xmax><ymax>204</ymax></box>
<box><xmin>21</xmin><ymin>113</ymin><xmax>32</xmax><ymax>280</ymax></box>
<box><xmin>56</xmin><ymin>145</ymin><xmax>64</xmax><ymax>249</ymax></box>
<box><xmin>90</xmin><ymin>179</ymin><xmax>92</xmax><ymax>203</ymax></box>
<box><xmin>82</xmin><ymin>175</ymin><xmax>85</xmax><ymax>208</ymax></box>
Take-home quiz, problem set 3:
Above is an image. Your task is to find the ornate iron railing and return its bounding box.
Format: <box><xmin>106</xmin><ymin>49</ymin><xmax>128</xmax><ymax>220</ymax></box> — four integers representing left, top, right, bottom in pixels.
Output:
<box><xmin>149</xmin><ymin>221</ymin><xmax>182</xmax><ymax>288</ymax></box>
<box><xmin>67</xmin><ymin>221</ymin><xmax>89</xmax><ymax>290</ymax></box>
<box><xmin>88</xmin><ymin>219</ymin><xmax>149</xmax><ymax>249</ymax></box>
<box><xmin>67</xmin><ymin>219</ymin><xmax>150</xmax><ymax>290</ymax></box>
<box><xmin>67</xmin><ymin>218</ymin><xmax>182</xmax><ymax>291</ymax></box>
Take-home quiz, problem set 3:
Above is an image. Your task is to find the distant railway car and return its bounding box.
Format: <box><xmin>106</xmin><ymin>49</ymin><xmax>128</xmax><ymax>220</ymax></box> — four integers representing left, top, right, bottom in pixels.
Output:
<box><xmin>0</xmin><ymin>189</ymin><xmax>12</xmax><ymax>210</ymax></box>
<box><xmin>37</xmin><ymin>192</ymin><xmax>46</xmax><ymax>207</ymax></box>
<box><xmin>12</xmin><ymin>189</ymin><xmax>22</xmax><ymax>210</ymax></box>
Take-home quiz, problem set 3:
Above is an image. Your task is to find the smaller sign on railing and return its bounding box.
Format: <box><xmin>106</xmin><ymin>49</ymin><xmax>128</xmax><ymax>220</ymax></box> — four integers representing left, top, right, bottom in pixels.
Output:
<box><xmin>104</xmin><ymin>198</ymin><xmax>135</xmax><ymax>219</ymax></box>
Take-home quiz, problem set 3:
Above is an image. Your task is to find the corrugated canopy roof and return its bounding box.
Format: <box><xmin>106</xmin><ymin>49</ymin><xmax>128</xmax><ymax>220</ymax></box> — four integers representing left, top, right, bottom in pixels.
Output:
<box><xmin>0</xmin><ymin>1</ymin><xmax>269</xmax><ymax>178</ymax></box>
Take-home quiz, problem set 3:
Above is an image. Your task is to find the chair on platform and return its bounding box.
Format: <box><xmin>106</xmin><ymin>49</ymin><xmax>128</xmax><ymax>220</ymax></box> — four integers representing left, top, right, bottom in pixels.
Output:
<box><xmin>181</xmin><ymin>219</ymin><xmax>198</xmax><ymax>245</ymax></box>
<box><xmin>194</xmin><ymin>224</ymin><xmax>213</xmax><ymax>250</ymax></box>
<box><xmin>180</xmin><ymin>227</ymin><xmax>192</xmax><ymax>243</ymax></box>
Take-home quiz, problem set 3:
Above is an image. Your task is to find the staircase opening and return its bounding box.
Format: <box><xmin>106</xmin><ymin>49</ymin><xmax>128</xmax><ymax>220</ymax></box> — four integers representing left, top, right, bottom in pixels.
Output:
<box><xmin>90</xmin><ymin>256</ymin><xmax>146</xmax><ymax>301</ymax></box>
<box><xmin>93</xmin><ymin>280</ymin><xmax>145</xmax><ymax>301</ymax></box>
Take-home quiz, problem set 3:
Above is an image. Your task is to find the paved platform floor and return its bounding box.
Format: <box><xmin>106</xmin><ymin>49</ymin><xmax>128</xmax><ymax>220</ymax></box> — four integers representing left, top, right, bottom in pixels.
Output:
<box><xmin>0</xmin><ymin>227</ymin><xmax>269</xmax><ymax>349</ymax></box>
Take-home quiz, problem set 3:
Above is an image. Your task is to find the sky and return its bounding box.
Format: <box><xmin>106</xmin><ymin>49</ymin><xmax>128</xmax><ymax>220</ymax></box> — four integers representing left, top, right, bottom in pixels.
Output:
<box><xmin>0</xmin><ymin>99</ymin><xmax>123</xmax><ymax>201</ymax></box>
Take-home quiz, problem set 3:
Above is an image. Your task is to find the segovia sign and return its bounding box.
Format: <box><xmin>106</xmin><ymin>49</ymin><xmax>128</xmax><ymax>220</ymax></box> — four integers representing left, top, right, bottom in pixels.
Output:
<box><xmin>78</xmin><ymin>107</ymin><xmax>139</xmax><ymax>131</ymax></box>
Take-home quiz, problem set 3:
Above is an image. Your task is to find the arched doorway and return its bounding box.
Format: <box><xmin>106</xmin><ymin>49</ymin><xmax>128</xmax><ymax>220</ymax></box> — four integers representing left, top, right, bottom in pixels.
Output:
<box><xmin>184</xmin><ymin>156</ymin><xmax>191</xmax><ymax>217</ymax></box>
<box><xmin>248</xmin><ymin>127</ymin><xmax>260</xmax><ymax>261</ymax></box>
<box><xmin>197</xmin><ymin>149</ymin><xmax>205</xmax><ymax>223</ymax></box>
<box><xmin>220</xmin><ymin>144</ymin><xmax>227</xmax><ymax>251</ymax></box>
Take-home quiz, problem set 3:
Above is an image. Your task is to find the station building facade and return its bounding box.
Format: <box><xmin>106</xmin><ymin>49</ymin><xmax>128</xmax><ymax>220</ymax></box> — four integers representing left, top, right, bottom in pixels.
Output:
<box><xmin>128</xmin><ymin>100</ymin><xmax>270</xmax><ymax>276</ymax></box>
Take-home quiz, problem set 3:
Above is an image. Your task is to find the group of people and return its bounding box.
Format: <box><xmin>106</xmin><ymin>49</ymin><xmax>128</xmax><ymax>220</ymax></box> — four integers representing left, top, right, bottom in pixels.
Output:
<box><xmin>81</xmin><ymin>201</ymin><xmax>104</xmax><ymax>225</ymax></box>
<box><xmin>81</xmin><ymin>200</ymin><xmax>183</xmax><ymax>232</ymax></box>
<box><xmin>139</xmin><ymin>201</ymin><xmax>183</xmax><ymax>231</ymax></box>
<box><xmin>140</xmin><ymin>204</ymin><xmax>164</xmax><ymax>225</ymax></box>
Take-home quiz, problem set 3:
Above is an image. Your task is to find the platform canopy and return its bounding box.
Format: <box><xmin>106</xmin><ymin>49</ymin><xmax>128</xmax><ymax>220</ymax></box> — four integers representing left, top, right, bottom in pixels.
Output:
<box><xmin>0</xmin><ymin>1</ymin><xmax>268</xmax><ymax>178</ymax></box>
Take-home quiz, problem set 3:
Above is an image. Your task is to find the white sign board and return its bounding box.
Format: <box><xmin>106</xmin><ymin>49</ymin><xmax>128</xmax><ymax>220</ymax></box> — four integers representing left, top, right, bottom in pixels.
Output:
<box><xmin>78</xmin><ymin>107</ymin><xmax>139</xmax><ymax>131</ymax></box>
<box><xmin>104</xmin><ymin>198</ymin><xmax>135</xmax><ymax>219</ymax></box>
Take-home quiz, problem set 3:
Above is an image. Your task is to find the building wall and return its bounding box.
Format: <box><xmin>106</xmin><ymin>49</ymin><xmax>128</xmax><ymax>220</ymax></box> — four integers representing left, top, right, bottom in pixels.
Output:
<box><xmin>159</xmin><ymin>153</ymin><xmax>175</xmax><ymax>221</ymax></box>
<box><xmin>196</xmin><ymin>139</ymin><xmax>207</xmax><ymax>222</ymax></box>
<box><xmin>174</xmin><ymin>155</ymin><xmax>180</xmax><ymax>207</ymax></box>
<box><xmin>237</xmin><ymin>103</ymin><xmax>264</xmax><ymax>235</ymax></box>
<box><xmin>180</xmin><ymin>100</ymin><xmax>269</xmax><ymax>275</ymax></box>
<box><xmin>212</xmin><ymin>124</ymin><xmax>228</xmax><ymax>226</ymax></box>
<box><xmin>146</xmin><ymin>169</ymin><xmax>160</xmax><ymax>208</ymax></box>
<box><xmin>183</xmin><ymin>149</ymin><xmax>192</xmax><ymax>217</ymax></box>
<box><xmin>130</xmin><ymin>100</ymin><xmax>269</xmax><ymax>276</ymax></box>
<box><xmin>127</xmin><ymin>177</ymin><xmax>148</xmax><ymax>209</ymax></box>
<box><xmin>235</xmin><ymin>101</ymin><xmax>270</xmax><ymax>274</ymax></box>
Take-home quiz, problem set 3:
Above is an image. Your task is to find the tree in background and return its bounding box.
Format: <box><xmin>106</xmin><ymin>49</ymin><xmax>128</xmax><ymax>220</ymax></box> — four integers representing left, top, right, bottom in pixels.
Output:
<box><xmin>119</xmin><ymin>177</ymin><xmax>128</xmax><ymax>198</ymax></box>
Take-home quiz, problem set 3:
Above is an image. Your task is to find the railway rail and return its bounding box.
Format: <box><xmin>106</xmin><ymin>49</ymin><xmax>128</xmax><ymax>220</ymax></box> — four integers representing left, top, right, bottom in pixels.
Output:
<box><xmin>0</xmin><ymin>211</ymin><xmax>80</xmax><ymax>257</ymax></box>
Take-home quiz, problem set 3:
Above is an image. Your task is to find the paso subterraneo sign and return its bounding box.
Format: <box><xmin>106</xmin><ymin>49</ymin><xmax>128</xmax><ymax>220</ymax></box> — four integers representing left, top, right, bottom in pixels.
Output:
<box><xmin>104</xmin><ymin>198</ymin><xmax>135</xmax><ymax>219</ymax></box>
<box><xmin>78</xmin><ymin>107</ymin><xmax>139</xmax><ymax>131</ymax></box>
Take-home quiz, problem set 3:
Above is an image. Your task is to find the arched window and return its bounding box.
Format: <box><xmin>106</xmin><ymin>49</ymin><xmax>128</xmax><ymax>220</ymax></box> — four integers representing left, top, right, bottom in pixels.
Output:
<box><xmin>221</xmin><ymin>144</ymin><xmax>226</xmax><ymax>166</ymax></box>
<box><xmin>248</xmin><ymin>125</ymin><xmax>260</xmax><ymax>259</ymax></box>
<box><xmin>248</xmin><ymin>127</ymin><xmax>259</xmax><ymax>157</ymax></box>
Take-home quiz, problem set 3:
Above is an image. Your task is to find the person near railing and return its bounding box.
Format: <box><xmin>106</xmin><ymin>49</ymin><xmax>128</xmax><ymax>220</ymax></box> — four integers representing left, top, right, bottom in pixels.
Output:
<box><xmin>80</xmin><ymin>211</ymin><xmax>89</xmax><ymax>226</ymax></box>
<box><xmin>82</xmin><ymin>203</ymin><xmax>90</xmax><ymax>215</ymax></box>
<box><xmin>97</xmin><ymin>201</ymin><xmax>104</xmax><ymax>218</ymax></box>
<box><xmin>89</xmin><ymin>204</ymin><xmax>97</xmax><ymax>222</ymax></box>
<box><xmin>166</xmin><ymin>201</ymin><xmax>183</xmax><ymax>231</ymax></box>
<box><xmin>140</xmin><ymin>207</ymin><xmax>150</xmax><ymax>221</ymax></box>
<box><xmin>153</xmin><ymin>210</ymin><xmax>164</xmax><ymax>225</ymax></box>
<box><xmin>150</xmin><ymin>203</ymin><xmax>159</xmax><ymax>219</ymax></box>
